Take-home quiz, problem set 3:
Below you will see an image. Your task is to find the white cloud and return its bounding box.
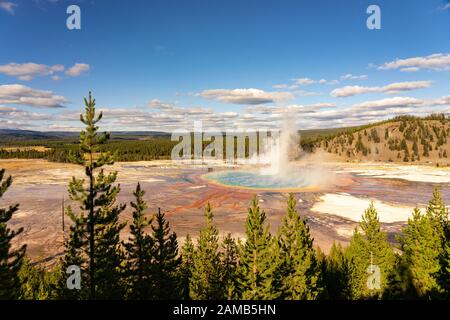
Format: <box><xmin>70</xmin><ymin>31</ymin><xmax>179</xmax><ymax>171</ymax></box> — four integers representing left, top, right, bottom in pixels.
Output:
<box><xmin>0</xmin><ymin>84</ymin><xmax>68</xmax><ymax>108</ymax></box>
<box><xmin>381</xmin><ymin>81</ymin><xmax>432</xmax><ymax>93</ymax></box>
<box><xmin>426</xmin><ymin>95</ymin><xmax>450</xmax><ymax>106</ymax></box>
<box><xmin>272</xmin><ymin>84</ymin><xmax>288</xmax><ymax>89</ymax></box>
<box><xmin>379</xmin><ymin>53</ymin><xmax>450</xmax><ymax>72</ymax></box>
<box><xmin>148</xmin><ymin>99</ymin><xmax>174</xmax><ymax>111</ymax></box>
<box><xmin>292</xmin><ymin>77</ymin><xmax>339</xmax><ymax>85</ymax></box>
<box><xmin>399</xmin><ymin>67</ymin><xmax>420</xmax><ymax>72</ymax></box>
<box><xmin>352</xmin><ymin>97</ymin><xmax>424</xmax><ymax>109</ymax></box>
<box><xmin>308</xmin><ymin>103</ymin><xmax>336</xmax><ymax>108</ymax></box>
<box><xmin>274</xmin><ymin>77</ymin><xmax>339</xmax><ymax>90</ymax></box>
<box><xmin>0</xmin><ymin>62</ymin><xmax>91</xmax><ymax>80</ymax></box>
<box><xmin>46</xmin><ymin>124</ymin><xmax>81</xmax><ymax>131</ymax></box>
<box><xmin>246</xmin><ymin>103</ymin><xmax>335</xmax><ymax>115</ymax></box>
<box><xmin>294</xmin><ymin>90</ymin><xmax>322</xmax><ymax>97</ymax></box>
<box><xmin>440</xmin><ymin>3</ymin><xmax>450</xmax><ymax>10</ymax></box>
<box><xmin>272</xmin><ymin>84</ymin><xmax>299</xmax><ymax>90</ymax></box>
<box><xmin>331</xmin><ymin>81</ymin><xmax>432</xmax><ymax>97</ymax></box>
<box><xmin>236</xmin><ymin>94</ymin><xmax>450</xmax><ymax>130</ymax></box>
<box><xmin>0</xmin><ymin>104</ymin><xmax>70</xmax><ymax>130</ymax></box>
<box><xmin>18</xmin><ymin>75</ymin><xmax>33</xmax><ymax>81</ymax></box>
<box><xmin>0</xmin><ymin>1</ymin><xmax>17</xmax><ymax>14</ymax></box>
<box><xmin>340</xmin><ymin>74</ymin><xmax>368</xmax><ymax>80</ymax></box>
<box><xmin>331</xmin><ymin>86</ymin><xmax>370</xmax><ymax>97</ymax></box>
<box><xmin>293</xmin><ymin>77</ymin><xmax>316</xmax><ymax>85</ymax></box>
<box><xmin>86</xmin><ymin>93</ymin><xmax>450</xmax><ymax>130</ymax></box>
<box><xmin>0</xmin><ymin>62</ymin><xmax>64</xmax><ymax>80</ymax></box>
<box><xmin>2</xmin><ymin>91</ymin><xmax>450</xmax><ymax>132</ymax></box>
<box><xmin>196</xmin><ymin>88</ymin><xmax>294</xmax><ymax>105</ymax></box>
<box><xmin>219</xmin><ymin>111</ymin><xmax>239</xmax><ymax>118</ymax></box>
<box><xmin>65</xmin><ymin>63</ymin><xmax>90</xmax><ymax>77</ymax></box>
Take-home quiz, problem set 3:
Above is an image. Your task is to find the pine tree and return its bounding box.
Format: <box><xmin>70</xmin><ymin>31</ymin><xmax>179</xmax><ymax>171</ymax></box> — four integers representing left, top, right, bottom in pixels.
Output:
<box><xmin>150</xmin><ymin>208</ymin><xmax>180</xmax><ymax>299</ymax></box>
<box><xmin>179</xmin><ymin>234</ymin><xmax>194</xmax><ymax>300</ymax></box>
<box><xmin>383</xmin><ymin>254</ymin><xmax>411</xmax><ymax>299</ymax></box>
<box><xmin>395</xmin><ymin>207</ymin><xmax>441</xmax><ymax>298</ymax></box>
<box><xmin>61</xmin><ymin>92</ymin><xmax>126</xmax><ymax>299</ymax></box>
<box><xmin>278</xmin><ymin>194</ymin><xmax>322</xmax><ymax>299</ymax></box>
<box><xmin>221</xmin><ymin>233</ymin><xmax>240</xmax><ymax>299</ymax></box>
<box><xmin>124</xmin><ymin>183</ymin><xmax>153</xmax><ymax>299</ymax></box>
<box><xmin>189</xmin><ymin>203</ymin><xmax>223</xmax><ymax>299</ymax></box>
<box><xmin>413</xmin><ymin>140</ymin><xmax>419</xmax><ymax>156</ymax></box>
<box><xmin>442</xmin><ymin>234</ymin><xmax>450</xmax><ymax>298</ymax></box>
<box><xmin>346</xmin><ymin>202</ymin><xmax>395</xmax><ymax>299</ymax></box>
<box><xmin>0</xmin><ymin>169</ymin><xmax>26</xmax><ymax>299</ymax></box>
<box><xmin>426</xmin><ymin>187</ymin><xmax>449</xmax><ymax>297</ymax></box>
<box><xmin>427</xmin><ymin>187</ymin><xmax>448</xmax><ymax>230</ymax></box>
<box><xmin>18</xmin><ymin>258</ymin><xmax>60</xmax><ymax>300</ymax></box>
<box><xmin>239</xmin><ymin>197</ymin><xmax>275</xmax><ymax>300</ymax></box>
<box><xmin>92</xmin><ymin>174</ymin><xmax>127</xmax><ymax>299</ymax></box>
<box><xmin>322</xmin><ymin>242</ymin><xmax>351</xmax><ymax>299</ymax></box>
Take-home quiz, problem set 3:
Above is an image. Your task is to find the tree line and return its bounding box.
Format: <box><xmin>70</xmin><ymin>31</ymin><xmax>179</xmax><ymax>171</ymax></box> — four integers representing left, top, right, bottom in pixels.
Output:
<box><xmin>0</xmin><ymin>93</ymin><xmax>449</xmax><ymax>300</ymax></box>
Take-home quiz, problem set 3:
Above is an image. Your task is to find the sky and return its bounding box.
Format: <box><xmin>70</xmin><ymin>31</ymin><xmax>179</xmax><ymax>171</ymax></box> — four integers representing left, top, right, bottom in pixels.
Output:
<box><xmin>0</xmin><ymin>0</ymin><xmax>449</xmax><ymax>132</ymax></box>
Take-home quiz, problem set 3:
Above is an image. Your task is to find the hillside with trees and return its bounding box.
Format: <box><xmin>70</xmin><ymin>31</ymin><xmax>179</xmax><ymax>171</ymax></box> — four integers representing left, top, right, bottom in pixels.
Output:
<box><xmin>313</xmin><ymin>115</ymin><xmax>450</xmax><ymax>165</ymax></box>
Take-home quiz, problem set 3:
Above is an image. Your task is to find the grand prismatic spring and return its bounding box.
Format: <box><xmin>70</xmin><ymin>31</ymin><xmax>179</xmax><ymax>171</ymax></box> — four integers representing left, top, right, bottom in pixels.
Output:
<box><xmin>204</xmin><ymin>120</ymin><xmax>331</xmax><ymax>191</ymax></box>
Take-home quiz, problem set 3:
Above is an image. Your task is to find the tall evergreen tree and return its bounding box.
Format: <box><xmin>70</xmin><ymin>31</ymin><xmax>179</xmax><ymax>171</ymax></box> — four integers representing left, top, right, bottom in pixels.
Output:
<box><xmin>221</xmin><ymin>233</ymin><xmax>240</xmax><ymax>299</ymax></box>
<box><xmin>189</xmin><ymin>203</ymin><xmax>223</xmax><ymax>299</ymax></box>
<box><xmin>150</xmin><ymin>208</ymin><xmax>180</xmax><ymax>299</ymax></box>
<box><xmin>61</xmin><ymin>92</ymin><xmax>126</xmax><ymax>299</ymax></box>
<box><xmin>346</xmin><ymin>202</ymin><xmax>395</xmax><ymax>299</ymax></box>
<box><xmin>442</xmin><ymin>233</ymin><xmax>450</xmax><ymax>298</ymax></box>
<box><xmin>124</xmin><ymin>183</ymin><xmax>153</xmax><ymax>299</ymax></box>
<box><xmin>394</xmin><ymin>207</ymin><xmax>441</xmax><ymax>298</ymax></box>
<box><xmin>322</xmin><ymin>242</ymin><xmax>351</xmax><ymax>299</ymax></box>
<box><xmin>0</xmin><ymin>169</ymin><xmax>26</xmax><ymax>299</ymax></box>
<box><xmin>426</xmin><ymin>187</ymin><xmax>450</xmax><ymax>297</ymax></box>
<box><xmin>18</xmin><ymin>258</ymin><xmax>60</xmax><ymax>300</ymax></box>
<box><xmin>427</xmin><ymin>187</ymin><xmax>448</xmax><ymax>228</ymax></box>
<box><xmin>179</xmin><ymin>234</ymin><xmax>194</xmax><ymax>300</ymax></box>
<box><xmin>239</xmin><ymin>197</ymin><xmax>275</xmax><ymax>300</ymax></box>
<box><xmin>278</xmin><ymin>194</ymin><xmax>322</xmax><ymax>299</ymax></box>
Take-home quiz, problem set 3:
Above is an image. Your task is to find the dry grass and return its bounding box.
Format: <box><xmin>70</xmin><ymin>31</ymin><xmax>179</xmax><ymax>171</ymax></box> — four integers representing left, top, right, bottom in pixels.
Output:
<box><xmin>1</xmin><ymin>146</ymin><xmax>50</xmax><ymax>152</ymax></box>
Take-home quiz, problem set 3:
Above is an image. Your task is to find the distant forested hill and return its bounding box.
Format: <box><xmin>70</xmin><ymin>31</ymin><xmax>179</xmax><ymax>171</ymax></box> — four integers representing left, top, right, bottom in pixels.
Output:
<box><xmin>1</xmin><ymin>114</ymin><xmax>449</xmax><ymax>164</ymax></box>
<box><xmin>313</xmin><ymin>114</ymin><xmax>450</xmax><ymax>165</ymax></box>
<box><xmin>0</xmin><ymin>130</ymin><xmax>174</xmax><ymax>162</ymax></box>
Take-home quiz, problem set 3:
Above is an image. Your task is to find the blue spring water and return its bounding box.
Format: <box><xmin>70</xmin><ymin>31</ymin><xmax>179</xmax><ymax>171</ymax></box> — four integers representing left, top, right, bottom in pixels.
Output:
<box><xmin>204</xmin><ymin>170</ymin><xmax>311</xmax><ymax>189</ymax></box>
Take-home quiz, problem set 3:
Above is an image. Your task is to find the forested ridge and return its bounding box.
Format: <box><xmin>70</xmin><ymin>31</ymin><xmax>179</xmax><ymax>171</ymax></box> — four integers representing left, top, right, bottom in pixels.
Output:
<box><xmin>0</xmin><ymin>94</ymin><xmax>449</xmax><ymax>300</ymax></box>
<box><xmin>315</xmin><ymin>114</ymin><xmax>450</xmax><ymax>164</ymax></box>
<box><xmin>2</xmin><ymin>115</ymin><xmax>449</xmax><ymax>163</ymax></box>
<box><xmin>0</xmin><ymin>139</ymin><xmax>178</xmax><ymax>162</ymax></box>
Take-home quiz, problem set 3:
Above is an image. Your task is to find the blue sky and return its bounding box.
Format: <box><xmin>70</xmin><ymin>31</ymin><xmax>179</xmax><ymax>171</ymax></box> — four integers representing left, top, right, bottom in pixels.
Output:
<box><xmin>0</xmin><ymin>0</ymin><xmax>449</xmax><ymax>131</ymax></box>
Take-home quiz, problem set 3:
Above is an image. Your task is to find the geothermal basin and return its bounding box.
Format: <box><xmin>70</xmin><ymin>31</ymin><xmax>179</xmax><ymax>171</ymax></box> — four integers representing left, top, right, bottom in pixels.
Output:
<box><xmin>1</xmin><ymin>159</ymin><xmax>450</xmax><ymax>265</ymax></box>
<box><xmin>2</xmin><ymin>123</ymin><xmax>450</xmax><ymax>264</ymax></box>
